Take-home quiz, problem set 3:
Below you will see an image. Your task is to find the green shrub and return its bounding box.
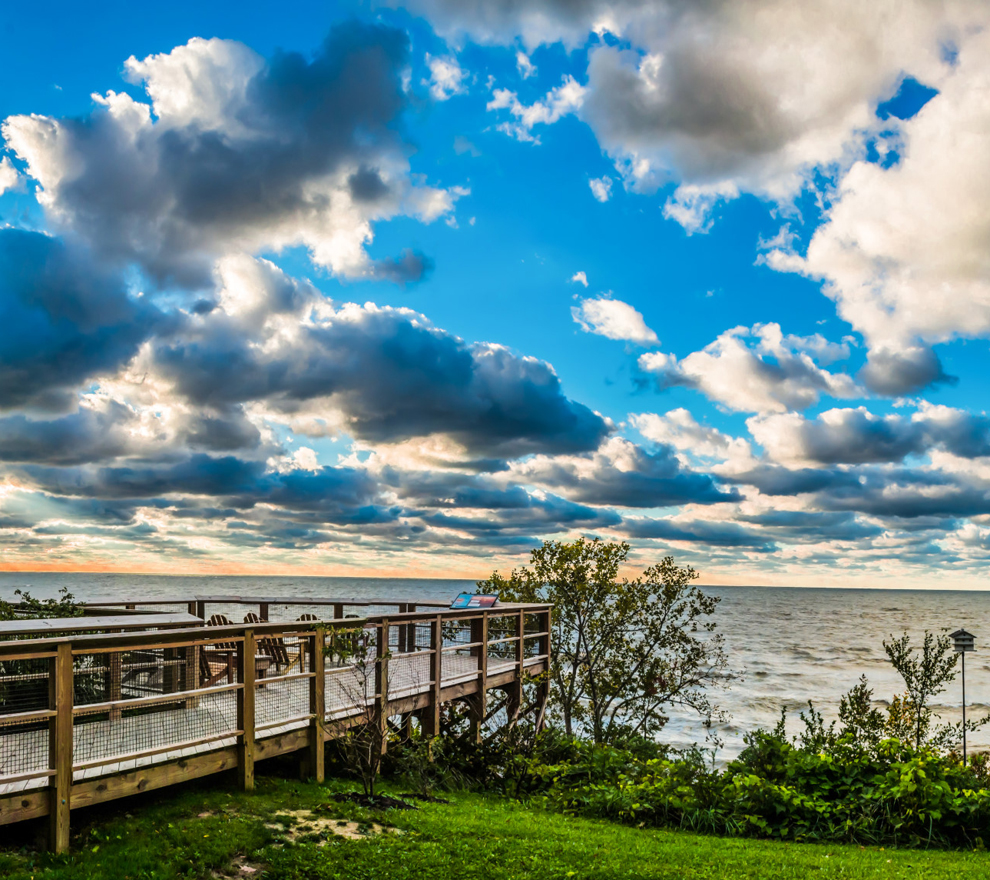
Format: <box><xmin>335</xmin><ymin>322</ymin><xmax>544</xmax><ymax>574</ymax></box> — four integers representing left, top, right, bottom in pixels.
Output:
<box><xmin>394</xmin><ymin>723</ymin><xmax>990</xmax><ymax>849</ymax></box>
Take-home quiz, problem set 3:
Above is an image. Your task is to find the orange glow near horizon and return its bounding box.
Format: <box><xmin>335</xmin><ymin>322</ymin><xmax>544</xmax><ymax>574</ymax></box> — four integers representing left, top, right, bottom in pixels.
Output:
<box><xmin>1</xmin><ymin>557</ymin><xmax>984</xmax><ymax>590</ymax></box>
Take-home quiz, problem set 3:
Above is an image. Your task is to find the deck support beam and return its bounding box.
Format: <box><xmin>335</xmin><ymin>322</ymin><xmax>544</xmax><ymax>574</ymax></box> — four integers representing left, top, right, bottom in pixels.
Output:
<box><xmin>306</xmin><ymin>628</ymin><xmax>326</xmax><ymax>782</ymax></box>
<box><xmin>237</xmin><ymin>630</ymin><xmax>256</xmax><ymax>791</ymax></box>
<box><xmin>48</xmin><ymin>642</ymin><xmax>73</xmax><ymax>854</ymax></box>
<box><xmin>535</xmin><ymin>609</ymin><xmax>551</xmax><ymax>732</ymax></box>
<box><xmin>374</xmin><ymin>622</ymin><xmax>390</xmax><ymax>755</ymax></box>
<box><xmin>469</xmin><ymin>614</ymin><xmax>489</xmax><ymax>743</ymax></box>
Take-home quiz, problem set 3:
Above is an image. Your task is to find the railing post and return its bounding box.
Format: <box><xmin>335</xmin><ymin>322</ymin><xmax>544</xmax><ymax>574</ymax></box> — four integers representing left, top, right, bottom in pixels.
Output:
<box><xmin>195</xmin><ymin>600</ymin><xmax>206</xmax><ymax>620</ymax></box>
<box><xmin>423</xmin><ymin>615</ymin><xmax>442</xmax><ymax>737</ymax></box>
<box><xmin>469</xmin><ymin>613</ymin><xmax>488</xmax><ymax>743</ymax></box>
<box><xmin>374</xmin><ymin>622</ymin><xmax>390</xmax><ymax>755</ymax></box>
<box><xmin>307</xmin><ymin>627</ymin><xmax>326</xmax><ymax>782</ymax></box>
<box><xmin>397</xmin><ymin>604</ymin><xmax>408</xmax><ymax>653</ymax></box>
<box><xmin>333</xmin><ymin>602</ymin><xmax>343</xmax><ymax>621</ymax></box>
<box><xmin>535</xmin><ymin>608</ymin><xmax>551</xmax><ymax>732</ymax></box>
<box><xmin>48</xmin><ymin>641</ymin><xmax>73</xmax><ymax>853</ymax></box>
<box><xmin>259</xmin><ymin>602</ymin><xmax>269</xmax><ymax>621</ymax></box>
<box><xmin>507</xmin><ymin>609</ymin><xmax>525</xmax><ymax>727</ymax></box>
<box><xmin>237</xmin><ymin>630</ymin><xmax>256</xmax><ymax>791</ymax></box>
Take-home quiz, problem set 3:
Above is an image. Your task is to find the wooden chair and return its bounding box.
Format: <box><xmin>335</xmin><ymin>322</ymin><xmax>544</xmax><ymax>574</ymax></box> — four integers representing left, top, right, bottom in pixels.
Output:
<box><xmin>203</xmin><ymin>614</ymin><xmax>272</xmax><ymax>684</ymax></box>
<box><xmin>243</xmin><ymin>612</ymin><xmax>298</xmax><ymax>672</ymax></box>
<box><xmin>199</xmin><ymin>645</ymin><xmax>234</xmax><ymax>687</ymax></box>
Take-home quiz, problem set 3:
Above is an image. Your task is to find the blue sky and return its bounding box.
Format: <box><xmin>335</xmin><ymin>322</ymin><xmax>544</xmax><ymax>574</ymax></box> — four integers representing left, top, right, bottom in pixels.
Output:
<box><xmin>2</xmin><ymin>0</ymin><xmax>990</xmax><ymax>586</ymax></box>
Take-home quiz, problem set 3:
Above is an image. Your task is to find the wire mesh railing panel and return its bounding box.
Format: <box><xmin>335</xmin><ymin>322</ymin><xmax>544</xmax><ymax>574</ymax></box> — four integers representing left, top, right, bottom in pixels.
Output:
<box><xmin>0</xmin><ymin>717</ymin><xmax>49</xmax><ymax>785</ymax></box>
<box><xmin>255</xmin><ymin>675</ymin><xmax>310</xmax><ymax>733</ymax></box>
<box><xmin>487</xmin><ymin>643</ymin><xmax>518</xmax><ymax>673</ymax></box>
<box><xmin>440</xmin><ymin>651</ymin><xmax>480</xmax><ymax>685</ymax></box>
<box><xmin>72</xmin><ymin>648</ymin><xmax>194</xmax><ymax>708</ymax></box>
<box><xmin>0</xmin><ymin>655</ymin><xmax>52</xmax><ymax>786</ymax></box>
<box><xmin>440</xmin><ymin>618</ymin><xmax>474</xmax><ymax>652</ymax></box>
<box><xmin>388</xmin><ymin>652</ymin><xmax>431</xmax><ymax>700</ymax></box>
<box><xmin>0</xmin><ymin>655</ymin><xmax>50</xmax><ymax>716</ymax></box>
<box><xmin>523</xmin><ymin>613</ymin><xmax>549</xmax><ymax>659</ymax></box>
<box><xmin>71</xmin><ymin>685</ymin><xmax>239</xmax><ymax>775</ymax></box>
<box><xmin>324</xmin><ymin>665</ymin><xmax>373</xmax><ymax>719</ymax></box>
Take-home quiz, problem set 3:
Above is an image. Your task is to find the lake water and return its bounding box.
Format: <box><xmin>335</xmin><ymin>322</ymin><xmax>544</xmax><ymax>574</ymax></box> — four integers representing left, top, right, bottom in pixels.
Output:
<box><xmin>3</xmin><ymin>572</ymin><xmax>988</xmax><ymax>759</ymax></box>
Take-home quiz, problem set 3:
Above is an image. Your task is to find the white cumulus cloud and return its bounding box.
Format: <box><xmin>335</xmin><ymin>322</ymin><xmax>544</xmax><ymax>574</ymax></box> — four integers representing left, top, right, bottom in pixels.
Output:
<box><xmin>766</xmin><ymin>27</ymin><xmax>990</xmax><ymax>394</ymax></box>
<box><xmin>398</xmin><ymin>0</ymin><xmax>988</xmax><ymax>230</ymax></box>
<box><xmin>638</xmin><ymin>323</ymin><xmax>858</xmax><ymax>413</ymax></box>
<box><xmin>425</xmin><ymin>53</ymin><xmax>468</xmax><ymax>100</ymax></box>
<box><xmin>572</xmin><ymin>295</ymin><xmax>658</xmax><ymax>345</ymax></box>
<box><xmin>487</xmin><ymin>75</ymin><xmax>585</xmax><ymax>143</ymax></box>
<box><xmin>516</xmin><ymin>51</ymin><xmax>536</xmax><ymax>79</ymax></box>
<box><xmin>0</xmin><ymin>156</ymin><xmax>21</xmax><ymax>195</ymax></box>
<box><xmin>589</xmin><ymin>176</ymin><xmax>613</xmax><ymax>202</ymax></box>
<box><xmin>3</xmin><ymin>31</ymin><xmax>462</xmax><ymax>286</ymax></box>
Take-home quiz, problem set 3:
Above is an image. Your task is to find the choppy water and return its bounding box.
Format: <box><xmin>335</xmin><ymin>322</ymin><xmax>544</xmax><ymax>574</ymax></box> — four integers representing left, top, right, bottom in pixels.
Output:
<box><xmin>3</xmin><ymin>573</ymin><xmax>988</xmax><ymax>758</ymax></box>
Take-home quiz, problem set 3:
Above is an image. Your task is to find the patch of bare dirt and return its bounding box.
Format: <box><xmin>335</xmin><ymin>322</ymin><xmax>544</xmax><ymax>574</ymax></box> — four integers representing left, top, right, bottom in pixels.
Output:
<box><xmin>265</xmin><ymin>809</ymin><xmax>404</xmax><ymax>845</ymax></box>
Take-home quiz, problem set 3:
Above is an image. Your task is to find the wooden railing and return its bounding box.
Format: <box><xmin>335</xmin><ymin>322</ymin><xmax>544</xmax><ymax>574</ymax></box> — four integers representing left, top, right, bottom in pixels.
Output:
<box><xmin>0</xmin><ymin>602</ymin><xmax>551</xmax><ymax>852</ymax></box>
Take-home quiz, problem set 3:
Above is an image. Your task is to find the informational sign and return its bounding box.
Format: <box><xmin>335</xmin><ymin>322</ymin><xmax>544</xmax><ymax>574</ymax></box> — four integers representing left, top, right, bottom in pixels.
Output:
<box><xmin>450</xmin><ymin>593</ymin><xmax>500</xmax><ymax>609</ymax></box>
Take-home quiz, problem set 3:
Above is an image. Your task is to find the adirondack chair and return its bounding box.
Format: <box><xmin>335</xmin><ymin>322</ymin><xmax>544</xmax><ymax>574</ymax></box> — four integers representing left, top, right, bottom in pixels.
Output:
<box><xmin>202</xmin><ymin>614</ymin><xmax>272</xmax><ymax>685</ymax></box>
<box><xmin>243</xmin><ymin>612</ymin><xmax>300</xmax><ymax>673</ymax></box>
<box><xmin>198</xmin><ymin>644</ymin><xmax>234</xmax><ymax>687</ymax></box>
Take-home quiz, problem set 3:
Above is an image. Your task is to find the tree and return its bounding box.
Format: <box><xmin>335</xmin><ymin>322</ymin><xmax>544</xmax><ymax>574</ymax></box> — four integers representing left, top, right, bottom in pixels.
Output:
<box><xmin>478</xmin><ymin>538</ymin><xmax>728</xmax><ymax>745</ymax></box>
<box><xmin>789</xmin><ymin>634</ymin><xmax>989</xmax><ymax>757</ymax></box>
<box><xmin>882</xmin><ymin>630</ymin><xmax>990</xmax><ymax>752</ymax></box>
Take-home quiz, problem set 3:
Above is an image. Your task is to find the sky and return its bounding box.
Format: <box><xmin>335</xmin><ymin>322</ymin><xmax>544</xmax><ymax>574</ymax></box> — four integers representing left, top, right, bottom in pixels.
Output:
<box><xmin>2</xmin><ymin>1</ymin><xmax>990</xmax><ymax>586</ymax></box>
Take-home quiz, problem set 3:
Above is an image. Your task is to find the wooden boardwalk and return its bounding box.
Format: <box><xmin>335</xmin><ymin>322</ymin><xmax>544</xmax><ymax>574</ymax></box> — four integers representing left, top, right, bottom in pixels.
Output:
<box><xmin>0</xmin><ymin>652</ymin><xmax>518</xmax><ymax>795</ymax></box>
<box><xmin>0</xmin><ymin>599</ymin><xmax>551</xmax><ymax>852</ymax></box>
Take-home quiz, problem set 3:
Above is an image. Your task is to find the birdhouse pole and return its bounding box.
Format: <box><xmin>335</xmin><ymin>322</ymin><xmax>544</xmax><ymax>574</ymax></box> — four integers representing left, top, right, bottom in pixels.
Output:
<box><xmin>951</xmin><ymin>629</ymin><xmax>976</xmax><ymax>765</ymax></box>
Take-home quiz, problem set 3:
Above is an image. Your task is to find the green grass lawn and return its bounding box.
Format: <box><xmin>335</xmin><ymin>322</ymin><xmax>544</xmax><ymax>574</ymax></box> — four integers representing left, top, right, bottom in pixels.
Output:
<box><xmin>0</xmin><ymin>769</ymin><xmax>986</xmax><ymax>879</ymax></box>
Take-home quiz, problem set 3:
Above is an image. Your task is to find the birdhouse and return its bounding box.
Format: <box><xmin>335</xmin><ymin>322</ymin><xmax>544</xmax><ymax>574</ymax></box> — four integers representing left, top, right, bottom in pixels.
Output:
<box><xmin>951</xmin><ymin>628</ymin><xmax>976</xmax><ymax>653</ymax></box>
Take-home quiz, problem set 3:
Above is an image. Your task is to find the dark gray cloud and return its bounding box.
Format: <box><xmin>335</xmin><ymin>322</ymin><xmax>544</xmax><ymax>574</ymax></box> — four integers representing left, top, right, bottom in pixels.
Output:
<box><xmin>371</xmin><ymin>249</ymin><xmax>435</xmax><ymax>285</ymax></box>
<box><xmin>736</xmin><ymin>510</ymin><xmax>883</xmax><ymax>542</ymax></box>
<box><xmin>4</xmin><ymin>21</ymin><xmax>450</xmax><ymax>287</ymax></box>
<box><xmin>0</xmin><ymin>404</ymin><xmax>137</xmax><ymax>464</ymax></box>
<box><xmin>18</xmin><ymin>455</ymin><xmax>396</xmax><ymax>526</ymax></box>
<box><xmin>151</xmin><ymin>298</ymin><xmax>610</xmax><ymax>457</ymax></box>
<box><xmin>819</xmin><ymin>473</ymin><xmax>990</xmax><ymax>519</ymax></box>
<box><xmin>0</xmin><ymin>402</ymin><xmax>261</xmax><ymax>464</ymax></box>
<box><xmin>622</xmin><ymin>516</ymin><xmax>773</xmax><ymax>548</ymax></box>
<box><xmin>727</xmin><ymin>464</ymin><xmax>862</xmax><ymax>496</ymax></box>
<box><xmin>516</xmin><ymin>439</ymin><xmax>740</xmax><ymax>507</ymax></box>
<box><xmin>752</xmin><ymin>406</ymin><xmax>990</xmax><ymax>466</ymax></box>
<box><xmin>0</xmin><ymin>229</ymin><xmax>163</xmax><ymax>411</ymax></box>
<box><xmin>859</xmin><ymin>345</ymin><xmax>957</xmax><ymax>396</ymax></box>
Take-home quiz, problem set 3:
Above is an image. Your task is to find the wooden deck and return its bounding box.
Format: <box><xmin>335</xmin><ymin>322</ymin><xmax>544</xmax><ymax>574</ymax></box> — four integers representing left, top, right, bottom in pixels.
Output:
<box><xmin>0</xmin><ymin>599</ymin><xmax>551</xmax><ymax>852</ymax></box>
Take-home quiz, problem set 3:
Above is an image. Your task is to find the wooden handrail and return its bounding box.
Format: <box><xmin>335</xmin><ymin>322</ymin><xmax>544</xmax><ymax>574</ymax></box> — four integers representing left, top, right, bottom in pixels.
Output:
<box><xmin>0</xmin><ymin>605</ymin><xmax>551</xmax><ymax>658</ymax></box>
